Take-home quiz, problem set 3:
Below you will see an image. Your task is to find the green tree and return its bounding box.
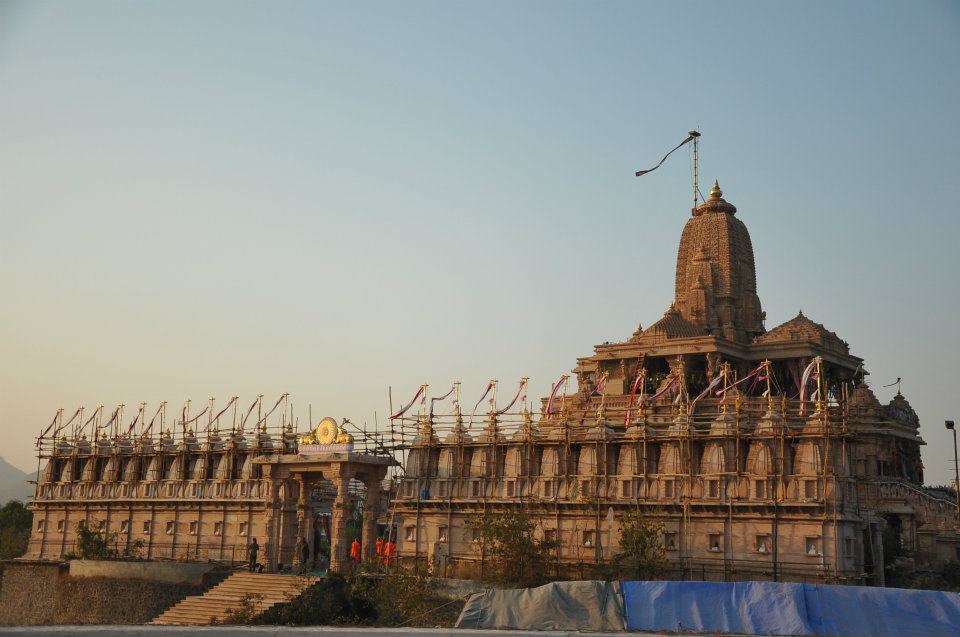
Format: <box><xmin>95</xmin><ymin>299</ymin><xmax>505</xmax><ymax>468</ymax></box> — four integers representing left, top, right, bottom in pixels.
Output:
<box><xmin>64</xmin><ymin>518</ymin><xmax>144</xmax><ymax>560</ymax></box>
<box><xmin>613</xmin><ymin>510</ymin><xmax>667</xmax><ymax>580</ymax></box>
<box><xmin>73</xmin><ymin>520</ymin><xmax>118</xmax><ymax>559</ymax></box>
<box><xmin>353</xmin><ymin>566</ymin><xmax>452</xmax><ymax>626</ymax></box>
<box><xmin>466</xmin><ymin>509</ymin><xmax>555</xmax><ymax>587</ymax></box>
<box><xmin>0</xmin><ymin>500</ymin><xmax>32</xmax><ymax>560</ymax></box>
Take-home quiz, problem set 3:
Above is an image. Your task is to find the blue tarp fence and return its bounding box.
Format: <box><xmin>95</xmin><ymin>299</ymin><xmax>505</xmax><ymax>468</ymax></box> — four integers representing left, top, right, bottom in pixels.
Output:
<box><xmin>456</xmin><ymin>579</ymin><xmax>960</xmax><ymax>635</ymax></box>
<box><xmin>621</xmin><ymin>580</ymin><xmax>960</xmax><ymax>637</ymax></box>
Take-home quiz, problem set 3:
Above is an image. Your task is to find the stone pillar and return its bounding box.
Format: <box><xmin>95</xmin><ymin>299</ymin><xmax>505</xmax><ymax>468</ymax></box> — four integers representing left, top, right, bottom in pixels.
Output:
<box><xmin>329</xmin><ymin>474</ymin><xmax>351</xmax><ymax>573</ymax></box>
<box><xmin>294</xmin><ymin>474</ymin><xmax>308</xmax><ymax>571</ymax></box>
<box><xmin>362</xmin><ymin>474</ymin><xmax>383</xmax><ymax>562</ymax></box>
<box><xmin>263</xmin><ymin>479</ymin><xmax>282</xmax><ymax>571</ymax></box>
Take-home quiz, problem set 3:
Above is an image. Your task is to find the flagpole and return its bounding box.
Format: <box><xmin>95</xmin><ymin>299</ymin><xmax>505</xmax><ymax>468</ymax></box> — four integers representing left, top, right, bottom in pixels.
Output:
<box><xmin>454</xmin><ymin>381</ymin><xmax>461</xmax><ymax>419</ymax></box>
<box><xmin>817</xmin><ymin>357</ymin><xmax>825</xmax><ymax>412</ymax></box>
<box><xmin>764</xmin><ymin>359</ymin><xmax>773</xmax><ymax>411</ymax></box>
<box><xmin>690</xmin><ymin>130</ymin><xmax>701</xmax><ymax>211</ymax></box>
<box><xmin>560</xmin><ymin>376</ymin><xmax>569</xmax><ymax>418</ymax></box>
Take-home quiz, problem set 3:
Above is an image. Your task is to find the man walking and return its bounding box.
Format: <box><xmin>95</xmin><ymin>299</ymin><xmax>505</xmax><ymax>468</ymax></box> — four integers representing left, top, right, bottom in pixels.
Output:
<box><xmin>248</xmin><ymin>537</ymin><xmax>260</xmax><ymax>573</ymax></box>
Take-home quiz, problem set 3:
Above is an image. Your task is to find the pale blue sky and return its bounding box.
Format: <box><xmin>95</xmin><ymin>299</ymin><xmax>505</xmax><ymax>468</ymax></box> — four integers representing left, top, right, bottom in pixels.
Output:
<box><xmin>1</xmin><ymin>1</ymin><xmax>959</xmax><ymax>484</ymax></box>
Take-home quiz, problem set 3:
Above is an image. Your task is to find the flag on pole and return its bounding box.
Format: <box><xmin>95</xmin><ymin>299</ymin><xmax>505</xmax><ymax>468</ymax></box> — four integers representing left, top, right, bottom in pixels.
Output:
<box><xmin>624</xmin><ymin>371</ymin><xmax>646</xmax><ymax>427</ymax></box>
<box><xmin>799</xmin><ymin>357</ymin><xmax>822</xmax><ymax>414</ymax></box>
<box><xmin>471</xmin><ymin>382</ymin><xmax>494</xmax><ymax>415</ymax></box>
<box><xmin>590</xmin><ymin>372</ymin><xmax>609</xmax><ymax>397</ymax></box>
<box><xmin>430</xmin><ymin>385</ymin><xmax>456</xmax><ymax>419</ymax></box>
<box><xmin>639</xmin><ymin>373</ymin><xmax>680</xmax><ymax>410</ymax></box>
<box><xmin>690</xmin><ymin>370</ymin><xmax>727</xmax><ymax>412</ymax></box>
<box><xmin>635</xmin><ymin>132</ymin><xmax>698</xmax><ymax>177</ymax></box>
<box><xmin>545</xmin><ymin>375</ymin><xmax>568</xmax><ymax>416</ymax></box>
<box><xmin>389</xmin><ymin>385</ymin><xmax>426</xmax><ymax>420</ymax></box>
<box><xmin>239</xmin><ymin>396</ymin><xmax>261</xmax><ymax>430</ymax></box>
<box><xmin>496</xmin><ymin>378</ymin><xmax>528</xmax><ymax>416</ymax></box>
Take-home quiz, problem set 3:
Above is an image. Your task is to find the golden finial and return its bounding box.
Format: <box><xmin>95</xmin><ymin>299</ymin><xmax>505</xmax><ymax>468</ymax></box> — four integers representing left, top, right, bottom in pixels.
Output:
<box><xmin>710</xmin><ymin>180</ymin><xmax>722</xmax><ymax>199</ymax></box>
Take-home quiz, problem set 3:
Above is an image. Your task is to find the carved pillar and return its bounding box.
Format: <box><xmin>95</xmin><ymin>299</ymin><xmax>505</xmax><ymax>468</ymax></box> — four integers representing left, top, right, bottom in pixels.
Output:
<box><xmin>263</xmin><ymin>478</ymin><xmax>282</xmax><ymax>571</ymax></box>
<box><xmin>329</xmin><ymin>472</ymin><xmax>352</xmax><ymax>573</ymax></box>
<box><xmin>362</xmin><ymin>470</ymin><xmax>385</xmax><ymax>562</ymax></box>
<box><xmin>294</xmin><ymin>474</ymin><xmax>307</xmax><ymax>570</ymax></box>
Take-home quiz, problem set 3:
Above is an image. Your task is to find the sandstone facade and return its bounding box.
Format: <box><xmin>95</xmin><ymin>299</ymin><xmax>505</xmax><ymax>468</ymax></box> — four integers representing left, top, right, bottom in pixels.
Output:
<box><xmin>389</xmin><ymin>183</ymin><xmax>960</xmax><ymax>583</ymax></box>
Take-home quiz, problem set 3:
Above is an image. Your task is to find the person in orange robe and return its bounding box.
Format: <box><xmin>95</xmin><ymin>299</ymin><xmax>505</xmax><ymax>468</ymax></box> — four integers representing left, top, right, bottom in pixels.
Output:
<box><xmin>385</xmin><ymin>540</ymin><xmax>397</xmax><ymax>566</ymax></box>
<box><xmin>375</xmin><ymin>536</ymin><xmax>384</xmax><ymax>559</ymax></box>
<box><xmin>349</xmin><ymin>538</ymin><xmax>362</xmax><ymax>562</ymax></box>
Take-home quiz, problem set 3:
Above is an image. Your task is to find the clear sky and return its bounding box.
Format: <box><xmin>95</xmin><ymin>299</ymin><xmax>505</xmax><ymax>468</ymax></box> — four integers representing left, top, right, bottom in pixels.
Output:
<box><xmin>1</xmin><ymin>1</ymin><xmax>958</xmax><ymax>484</ymax></box>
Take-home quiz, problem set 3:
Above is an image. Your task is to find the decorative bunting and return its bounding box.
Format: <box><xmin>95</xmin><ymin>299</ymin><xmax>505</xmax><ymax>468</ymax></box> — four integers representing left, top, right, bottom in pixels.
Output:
<box><xmin>545</xmin><ymin>375</ymin><xmax>568</xmax><ymax>416</ymax></box>
<box><xmin>690</xmin><ymin>370</ymin><xmax>727</xmax><ymax>412</ymax></box>
<box><xmin>430</xmin><ymin>385</ymin><xmax>456</xmax><ymax>419</ymax></box>
<box><xmin>623</xmin><ymin>370</ymin><xmax>646</xmax><ymax>427</ymax></box>
<box><xmin>390</xmin><ymin>385</ymin><xmax>426</xmax><ymax>420</ymax></box>
<box><xmin>206</xmin><ymin>396</ymin><xmax>238</xmax><ymax>432</ymax></box>
<box><xmin>799</xmin><ymin>357</ymin><xmax>822</xmax><ymax>414</ymax></box>
<box><xmin>591</xmin><ymin>372</ymin><xmax>609</xmax><ymax>397</ymax></box>
<box><xmin>639</xmin><ymin>373</ymin><xmax>679</xmax><ymax>410</ymax></box>
<box><xmin>496</xmin><ymin>378</ymin><xmax>528</xmax><ymax>416</ymax></box>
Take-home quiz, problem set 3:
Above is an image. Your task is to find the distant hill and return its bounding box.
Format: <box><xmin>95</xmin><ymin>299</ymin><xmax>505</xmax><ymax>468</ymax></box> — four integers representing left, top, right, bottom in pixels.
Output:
<box><xmin>0</xmin><ymin>456</ymin><xmax>33</xmax><ymax>504</ymax></box>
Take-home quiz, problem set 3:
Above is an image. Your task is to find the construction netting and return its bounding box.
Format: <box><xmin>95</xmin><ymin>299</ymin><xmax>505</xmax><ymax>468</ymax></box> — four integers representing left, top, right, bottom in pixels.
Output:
<box><xmin>456</xmin><ymin>579</ymin><xmax>960</xmax><ymax>636</ymax></box>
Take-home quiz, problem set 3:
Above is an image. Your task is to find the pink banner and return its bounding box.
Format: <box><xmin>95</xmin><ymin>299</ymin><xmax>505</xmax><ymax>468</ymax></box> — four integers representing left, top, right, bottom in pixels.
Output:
<box><xmin>545</xmin><ymin>375</ymin><xmax>568</xmax><ymax>415</ymax></box>
<box><xmin>496</xmin><ymin>379</ymin><xmax>527</xmax><ymax>415</ymax></box>
<box><xmin>390</xmin><ymin>385</ymin><xmax>425</xmax><ymax>420</ymax></box>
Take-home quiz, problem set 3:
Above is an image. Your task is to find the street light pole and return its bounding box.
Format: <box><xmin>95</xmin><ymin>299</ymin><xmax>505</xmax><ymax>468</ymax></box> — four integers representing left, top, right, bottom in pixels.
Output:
<box><xmin>947</xmin><ymin>420</ymin><xmax>959</xmax><ymax>518</ymax></box>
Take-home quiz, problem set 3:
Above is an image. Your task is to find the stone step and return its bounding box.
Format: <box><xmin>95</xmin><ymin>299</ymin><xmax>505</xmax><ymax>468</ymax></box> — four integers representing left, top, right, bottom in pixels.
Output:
<box><xmin>151</xmin><ymin>571</ymin><xmax>319</xmax><ymax>625</ymax></box>
<box><xmin>210</xmin><ymin>582</ymin><xmax>308</xmax><ymax>591</ymax></box>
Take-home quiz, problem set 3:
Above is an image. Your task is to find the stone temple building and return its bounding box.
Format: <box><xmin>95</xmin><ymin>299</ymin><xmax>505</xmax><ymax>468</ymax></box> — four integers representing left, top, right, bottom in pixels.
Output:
<box><xmin>21</xmin><ymin>181</ymin><xmax>960</xmax><ymax>585</ymax></box>
<box><xmin>25</xmin><ymin>413</ymin><xmax>393</xmax><ymax>572</ymax></box>
<box><xmin>390</xmin><ymin>182</ymin><xmax>960</xmax><ymax>583</ymax></box>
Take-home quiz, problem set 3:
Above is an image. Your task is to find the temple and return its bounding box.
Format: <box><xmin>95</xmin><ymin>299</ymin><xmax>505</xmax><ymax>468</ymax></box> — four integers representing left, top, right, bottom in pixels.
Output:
<box><xmin>390</xmin><ymin>181</ymin><xmax>960</xmax><ymax>583</ymax></box>
<box><xmin>21</xmin><ymin>181</ymin><xmax>960</xmax><ymax>584</ymax></box>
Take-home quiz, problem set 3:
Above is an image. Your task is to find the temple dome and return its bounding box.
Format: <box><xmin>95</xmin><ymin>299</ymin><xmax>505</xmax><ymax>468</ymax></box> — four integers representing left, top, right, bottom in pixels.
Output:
<box><xmin>755</xmin><ymin>311</ymin><xmax>850</xmax><ymax>355</ymax></box>
<box><xmin>886</xmin><ymin>392</ymin><xmax>919</xmax><ymax>429</ymax></box>
<box><xmin>673</xmin><ymin>181</ymin><xmax>764</xmax><ymax>342</ymax></box>
<box><xmin>848</xmin><ymin>382</ymin><xmax>882</xmax><ymax>410</ymax></box>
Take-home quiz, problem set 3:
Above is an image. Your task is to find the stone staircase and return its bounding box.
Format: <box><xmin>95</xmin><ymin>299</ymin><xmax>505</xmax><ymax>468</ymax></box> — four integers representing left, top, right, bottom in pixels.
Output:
<box><xmin>151</xmin><ymin>571</ymin><xmax>319</xmax><ymax>625</ymax></box>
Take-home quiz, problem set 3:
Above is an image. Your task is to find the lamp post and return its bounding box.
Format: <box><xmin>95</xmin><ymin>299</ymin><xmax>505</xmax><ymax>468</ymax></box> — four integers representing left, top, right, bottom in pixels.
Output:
<box><xmin>947</xmin><ymin>420</ymin><xmax>959</xmax><ymax>518</ymax></box>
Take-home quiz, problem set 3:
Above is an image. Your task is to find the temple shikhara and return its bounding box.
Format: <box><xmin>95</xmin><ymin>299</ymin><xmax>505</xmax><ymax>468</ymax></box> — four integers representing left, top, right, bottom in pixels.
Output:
<box><xmin>24</xmin><ymin>180</ymin><xmax>960</xmax><ymax>584</ymax></box>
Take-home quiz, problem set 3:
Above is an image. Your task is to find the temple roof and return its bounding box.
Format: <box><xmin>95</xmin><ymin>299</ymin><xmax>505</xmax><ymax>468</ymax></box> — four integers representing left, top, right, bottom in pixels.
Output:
<box><xmin>754</xmin><ymin>311</ymin><xmax>850</xmax><ymax>354</ymax></box>
<box><xmin>849</xmin><ymin>382</ymin><xmax>882</xmax><ymax>409</ymax></box>
<box><xmin>886</xmin><ymin>392</ymin><xmax>920</xmax><ymax>428</ymax></box>
<box><xmin>636</xmin><ymin>305</ymin><xmax>706</xmax><ymax>341</ymax></box>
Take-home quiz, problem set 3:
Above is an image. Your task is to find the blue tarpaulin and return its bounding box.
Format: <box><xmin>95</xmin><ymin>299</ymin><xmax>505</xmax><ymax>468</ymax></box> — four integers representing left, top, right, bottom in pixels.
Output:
<box><xmin>621</xmin><ymin>580</ymin><xmax>960</xmax><ymax>637</ymax></box>
<box><xmin>622</xmin><ymin>580</ymin><xmax>810</xmax><ymax>635</ymax></box>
